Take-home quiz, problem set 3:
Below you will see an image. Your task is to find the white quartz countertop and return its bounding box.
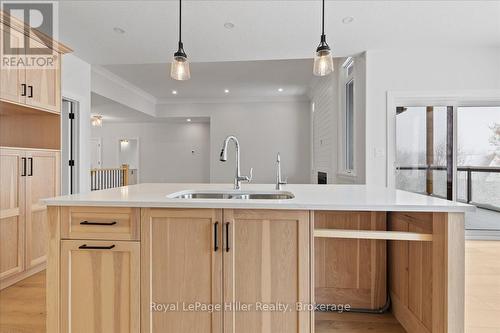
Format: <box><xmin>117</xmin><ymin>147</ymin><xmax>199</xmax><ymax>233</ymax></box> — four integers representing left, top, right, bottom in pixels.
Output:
<box><xmin>43</xmin><ymin>183</ymin><xmax>475</xmax><ymax>213</ymax></box>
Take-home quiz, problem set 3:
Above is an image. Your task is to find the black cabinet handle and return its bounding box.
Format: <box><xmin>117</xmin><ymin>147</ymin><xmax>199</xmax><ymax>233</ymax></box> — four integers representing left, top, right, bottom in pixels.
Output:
<box><xmin>21</xmin><ymin>157</ymin><xmax>26</xmax><ymax>176</ymax></box>
<box><xmin>21</xmin><ymin>84</ymin><xmax>26</xmax><ymax>96</ymax></box>
<box><xmin>80</xmin><ymin>221</ymin><xmax>117</xmax><ymax>226</ymax></box>
<box><xmin>78</xmin><ymin>244</ymin><xmax>115</xmax><ymax>250</ymax></box>
<box><xmin>225</xmin><ymin>222</ymin><xmax>230</xmax><ymax>252</ymax></box>
<box><xmin>214</xmin><ymin>221</ymin><xmax>219</xmax><ymax>252</ymax></box>
<box><xmin>28</xmin><ymin>85</ymin><xmax>33</xmax><ymax>98</ymax></box>
<box><xmin>28</xmin><ymin>157</ymin><xmax>33</xmax><ymax>176</ymax></box>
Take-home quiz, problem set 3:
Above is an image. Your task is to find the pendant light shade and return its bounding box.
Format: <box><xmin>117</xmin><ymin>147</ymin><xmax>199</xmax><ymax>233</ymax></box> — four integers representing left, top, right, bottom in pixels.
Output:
<box><xmin>170</xmin><ymin>0</ymin><xmax>191</xmax><ymax>80</ymax></box>
<box><xmin>171</xmin><ymin>42</ymin><xmax>191</xmax><ymax>80</ymax></box>
<box><xmin>313</xmin><ymin>0</ymin><xmax>334</xmax><ymax>76</ymax></box>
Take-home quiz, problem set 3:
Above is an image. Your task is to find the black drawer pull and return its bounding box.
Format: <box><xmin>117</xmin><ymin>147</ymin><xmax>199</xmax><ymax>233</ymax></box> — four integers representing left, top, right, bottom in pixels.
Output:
<box><xmin>214</xmin><ymin>221</ymin><xmax>219</xmax><ymax>252</ymax></box>
<box><xmin>28</xmin><ymin>85</ymin><xmax>33</xmax><ymax>98</ymax></box>
<box><xmin>21</xmin><ymin>157</ymin><xmax>27</xmax><ymax>176</ymax></box>
<box><xmin>80</xmin><ymin>221</ymin><xmax>117</xmax><ymax>226</ymax></box>
<box><xmin>21</xmin><ymin>84</ymin><xmax>26</xmax><ymax>96</ymax></box>
<box><xmin>79</xmin><ymin>244</ymin><xmax>115</xmax><ymax>250</ymax></box>
<box><xmin>225</xmin><ymin>222</ymin><xmax>230</xmax><ymax>252</ymax></box>
<box><xmin>28</xmin><ymin>157</ymin><xmax>33</xmax><ymax>176</ymax></box>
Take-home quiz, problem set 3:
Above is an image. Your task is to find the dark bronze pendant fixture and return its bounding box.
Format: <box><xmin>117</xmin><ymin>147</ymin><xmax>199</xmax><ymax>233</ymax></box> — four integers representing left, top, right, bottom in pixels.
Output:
<box><xmin>170</xmin><ymin>0</ymin><xmax>191</xmax><ymax>80</ymax></box>
<box><xmin>313</xmin><ymin>0</ymin><xmax>334</xmax><ymax>76</ymax></box>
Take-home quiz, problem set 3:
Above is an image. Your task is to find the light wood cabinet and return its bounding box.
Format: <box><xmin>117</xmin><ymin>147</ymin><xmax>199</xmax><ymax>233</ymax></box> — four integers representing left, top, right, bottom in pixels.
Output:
<box><xmin>0</xmin><ymin>148</ymin><xmax>26</xmax><ymax>281</ymax></box>
<box><xmin>223</xmin><ymin>210</ymin><xmax>311</xmax><ymax>333</ymax></box>
<box><xmin>141</xmin><ymin>208</ymin><xmax>311</xmax><ymax>333</ymax></box>
<box><xmin>61</xmin><ymin>206</ymin><xmax>140</xmax><ymax>241</ymax></box>
<box><xmin>0</xmin><ymin>16</ymin><xmax>69</xmax><ymax>113</ymax></box>
<box><xmin>141</xmin><ymin>208</ymin><xmax>223</xmax><ymax>333</ymax></box>
<box><xmin>60</xmin><ymin>240</ymin><xmax>140</xmax><ymax>333</ymax></box>
<box><xmin>25</xmin><ymin>38</ymin><xmax>61</xmax><ymax>112</ymax></box>
<box><xmin>0</xmin><ymin>25</ymin><xmax>25</xmax><ymax>104</ymax></box>
<box><xmin>25</xmin><ymin>150</ymin><xmax>60</xmax><ymax>269</ymax></box>
<box><xmin>0</xmin><ymin>147</ymin><xmax>59</xmax><ymax>289</ymax></box>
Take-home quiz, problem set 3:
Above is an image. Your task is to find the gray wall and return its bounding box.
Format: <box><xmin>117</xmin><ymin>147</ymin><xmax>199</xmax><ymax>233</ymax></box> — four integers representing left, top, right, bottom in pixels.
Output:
<box><xmin>91</xmin><ymin>122</ymin><xmax>210</xmax><ymax>183</ymax></box>
<box><xmin>155</xmin><ymin>101</ymin><xmax>312</xmax><ymax>184</ymax></box>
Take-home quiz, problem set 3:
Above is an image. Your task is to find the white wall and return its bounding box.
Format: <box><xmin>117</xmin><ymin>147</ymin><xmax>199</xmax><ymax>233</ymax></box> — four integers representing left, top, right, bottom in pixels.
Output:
<box><xmin>62</xmin><ymin>54</ymin><xmax>91</xmax><ymax>193</ymax></box>
<box><xmin>91</xmin><ymin>122</ymin><xmax>210</xmax><ymax>183</ymax></box>
<box><xmin>309</xmin><ymin>67</ymin><xmax>338</xmax><ymax>184</ymax></box>
<box><xmin>365</xmin><ymin>48</ymin><xmax>500</xmax><ymax>187</ymax></box>
<box><xmin>309</xmin><ymin>54</ymin><xmax>366</xmax><ymax>184</ymax></box>
<box><xmin>156</xmin><ymin>101</ymin><xmax>311</xmax><ymax>184</ymax></box>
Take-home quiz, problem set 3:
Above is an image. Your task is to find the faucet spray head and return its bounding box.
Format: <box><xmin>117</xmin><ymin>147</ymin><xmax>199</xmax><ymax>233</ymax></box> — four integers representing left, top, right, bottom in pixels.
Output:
<box><xmin>277</xmin><ymin>152</ymin><xmax>281</xmax><ymax>162</ymax></box>
<box><xmin>220</xmin><ymin>148</ymin><xmax>228</xmax><ymax>162</ymax></box>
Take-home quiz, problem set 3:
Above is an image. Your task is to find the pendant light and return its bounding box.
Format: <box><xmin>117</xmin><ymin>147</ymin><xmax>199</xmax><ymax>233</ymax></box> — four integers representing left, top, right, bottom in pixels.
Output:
<box><xmin>313</xmin><ymin>0</ymin><xmax>334</xmax><ymax>76</ymax></box>
<box><xmin>170</xmin><ymin>0</ymin><xmax>191</xmax><ymax>80</ymax></box>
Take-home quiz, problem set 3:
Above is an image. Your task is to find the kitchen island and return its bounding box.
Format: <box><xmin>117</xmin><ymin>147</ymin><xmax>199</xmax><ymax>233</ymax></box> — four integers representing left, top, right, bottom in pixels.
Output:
<box><xmin>43</xmin><ymin>183</ymin><xmax>473</xmax><ymax>333</ymax></box>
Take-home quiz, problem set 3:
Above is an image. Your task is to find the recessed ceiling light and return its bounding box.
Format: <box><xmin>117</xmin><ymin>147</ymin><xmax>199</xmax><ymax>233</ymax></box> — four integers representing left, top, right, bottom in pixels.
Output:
<box><xmin>113</xmin><ymin>27</ymin><xmax>126</xmax><ymax>34</ymax></box>
<box><xmin>224</xmin><ymin>89</ymin><xmax>230</xmax><ymax>94</ymax></box>
<box><xmin>342</xmin><ymin>16</ymin><xmax>354</xmax><ymax>24</ymax></box>
<box><xmin>278</xmin><ymin>88</ymin><xmax>284</xmax><ymax>92</ymax></box>
<box><xmin>186</xmin><ymin>118</ymin><xmax>192</xmax><ymax>122</ymax></box>
<box><xmin>172</xmin><ymin>90</ymin><xmax>178</xmax><ymax>95</ymax></box>
<box><xmin>224</xmin><ymin>22</ymin><xmax>235</xmax><ymax>29</ymax></box>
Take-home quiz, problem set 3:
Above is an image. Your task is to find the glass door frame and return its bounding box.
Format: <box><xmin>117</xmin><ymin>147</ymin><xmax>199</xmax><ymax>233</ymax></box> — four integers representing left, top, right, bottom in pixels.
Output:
<box><xmin>386</xmin><ymin>91</ymin><xmax>500</xmax><ymax>201</ymax></box>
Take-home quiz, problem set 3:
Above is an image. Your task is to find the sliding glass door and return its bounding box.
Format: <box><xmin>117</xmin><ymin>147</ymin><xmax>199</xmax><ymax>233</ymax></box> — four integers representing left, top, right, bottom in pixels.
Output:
<box><xmin>396</xmin><ymin>104</ymin><xmax>499</xmax><ymax>212</ymax></box>
<box><xmin>395</xmin><ymin>106</ymin><xmax>452</xmax><ymax>200</ymax></box>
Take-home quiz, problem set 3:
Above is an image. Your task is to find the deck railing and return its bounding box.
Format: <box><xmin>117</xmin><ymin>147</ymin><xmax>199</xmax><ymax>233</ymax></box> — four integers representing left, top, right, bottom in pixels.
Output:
<box><xmin>396</xmin><ymin>165</ymin><xmax>500</xmax><ymax>212</ymax></box>
<box><xmin>91</xmin><ymin>164</ymin><xmax>129</xmax><ymax>191</ymax></box>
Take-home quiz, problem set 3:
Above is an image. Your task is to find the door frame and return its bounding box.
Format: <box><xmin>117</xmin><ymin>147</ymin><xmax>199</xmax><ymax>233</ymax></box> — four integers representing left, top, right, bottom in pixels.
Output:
<box><xmin>61</xmin><ymin>97</ymin><xmax>80</xmax><ymax>195</ymax></box>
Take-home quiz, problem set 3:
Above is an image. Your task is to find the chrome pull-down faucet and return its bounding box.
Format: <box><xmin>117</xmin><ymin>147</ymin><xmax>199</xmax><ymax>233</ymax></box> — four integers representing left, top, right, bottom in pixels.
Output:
<box><xmin>275</xmin><ymin>152</ymin><xmax>287</xmax><ymax>190</ymax></box>
<box><xmin>219</xmin><ymin>135</ymin><xmax>253</xmax><ymax>190</ymax></box>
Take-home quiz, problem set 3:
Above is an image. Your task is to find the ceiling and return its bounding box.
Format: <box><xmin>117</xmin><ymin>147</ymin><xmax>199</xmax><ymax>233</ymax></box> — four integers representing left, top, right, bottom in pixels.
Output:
<box><xmin>91</xmin><ymin>93</ymin><xmax>209</xmax><ymax>122</ymax></box>
<box><xmin>102</xmin><ymin>59</ymin><xmax>314</xmax><ymax>101</ymax></box>
<box><xmin>59</xmin><ymin>0</ymin><xmax>500</xmax><ymax>65</ymax></box>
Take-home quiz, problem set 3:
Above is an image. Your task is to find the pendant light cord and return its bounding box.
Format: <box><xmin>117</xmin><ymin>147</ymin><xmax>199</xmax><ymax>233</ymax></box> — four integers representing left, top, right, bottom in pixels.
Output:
<box><xmin>179</xmin><ymin>0</ymin><xmax>182</xmax><ymax>43</ymax></box>
<box><xmin>322</xmin><ymin>0</ymin><xmax>325</xmax><ymax>36</ymax></box>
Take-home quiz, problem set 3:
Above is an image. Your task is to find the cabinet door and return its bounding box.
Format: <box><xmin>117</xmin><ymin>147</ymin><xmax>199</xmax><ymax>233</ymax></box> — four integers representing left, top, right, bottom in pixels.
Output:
<box><xmin>0</xmin><ymin>148</ymin><xmax>26</xmax><ymax>281</ymax></box>
<box><xmin>60</xmin><ymin>240</ymin><xmax>140</xmax><ymax>333</ymax></box>
<box><xmin>223</xmin><ymin>210</ymin><xmax>311</xmax><ymax>333</ymax></box>
<box><xmin>25</xmin><ymin>150</ymin><xmax>59</xmax><ymax>269</ymax></box>
<box><xmin>141</xmin><ymin>208</ymin><xmax>223</xmax><ymax>333</ymax></box>
<box><xmin>25</xmin><ymin>38</ymin><xmax>61</xmax><ymax>113</ymax></box>
<box><xmin>0</xmin><ymin>25</ymin><xmax>26</xmax><ymax>104</ymax></box>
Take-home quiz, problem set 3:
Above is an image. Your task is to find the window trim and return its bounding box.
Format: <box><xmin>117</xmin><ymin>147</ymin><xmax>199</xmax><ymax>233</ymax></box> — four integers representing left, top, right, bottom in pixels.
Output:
<box><xmin>338</xmin><ymin>57</ymin><xmax>356</xmax><ymax>177</ymax></box>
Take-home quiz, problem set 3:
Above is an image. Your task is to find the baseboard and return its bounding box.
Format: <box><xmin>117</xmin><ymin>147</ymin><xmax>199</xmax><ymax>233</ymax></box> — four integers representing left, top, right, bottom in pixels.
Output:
<box><xmin>0</xmin><ymin>262</ymin><xmax>46</xmax><ymax>290</ymax></box>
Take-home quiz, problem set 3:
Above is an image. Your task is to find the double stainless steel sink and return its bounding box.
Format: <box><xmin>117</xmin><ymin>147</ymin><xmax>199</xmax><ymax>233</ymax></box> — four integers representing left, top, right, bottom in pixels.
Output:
<box><xmin>168</xmin><ymin>190</ymin><xmax>295</xmax><ymax>200</ymax></box>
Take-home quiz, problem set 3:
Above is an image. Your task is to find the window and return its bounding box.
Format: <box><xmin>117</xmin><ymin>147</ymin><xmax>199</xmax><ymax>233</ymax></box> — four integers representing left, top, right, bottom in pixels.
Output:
<box><xmin>343</xmin><ymin>58</ymin><xmax>354</xmax><ymax>172</ymax></box>
<box><xmin>345</xmin><ymin>79</ymin><xmax>354</xmax><ymax>171</ymax></box>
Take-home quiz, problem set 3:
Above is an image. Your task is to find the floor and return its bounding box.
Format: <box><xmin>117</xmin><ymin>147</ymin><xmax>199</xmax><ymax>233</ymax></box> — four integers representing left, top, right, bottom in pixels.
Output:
<box><xmin>0</xmin><ymin>271</ymin><xmax>45</xmax><ymax>333</ymax></box>
<box><xmin>466</xmin><ymin>208</ymin><xmax>500</xmax><ymax>240</ymax></box>
<box><xmin>0</xmin><ymin>241</ymin><xmax>499</xmax><ymax>333</ymax></box>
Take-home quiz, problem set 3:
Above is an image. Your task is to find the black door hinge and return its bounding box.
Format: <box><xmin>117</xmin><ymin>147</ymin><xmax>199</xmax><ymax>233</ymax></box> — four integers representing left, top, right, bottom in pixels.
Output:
<box><xmin>69</xmin><ymin>160</ymin><xmax>75</xmax><ymax>166</ymax></box>
<box><xmin>69</xmin><ymin>113</ymin><xmax>75</xmax><ymax>119</ymax></box>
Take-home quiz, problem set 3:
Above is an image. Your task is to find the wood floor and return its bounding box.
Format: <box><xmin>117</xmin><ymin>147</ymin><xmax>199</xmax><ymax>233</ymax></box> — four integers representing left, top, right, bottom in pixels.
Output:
<box><xmin>0</xmin><ymin>240</ymin><xmax>499</xmax><ymax>333</ymax></box>
<box><xmin>0</xmin><ymin>270</ymin><xmax>45</xmax><ymax>333</ymax></box>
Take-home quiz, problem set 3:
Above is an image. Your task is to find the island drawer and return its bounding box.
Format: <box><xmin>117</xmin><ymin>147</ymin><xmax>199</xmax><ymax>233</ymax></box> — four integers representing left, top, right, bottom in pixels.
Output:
<box><xmin>61</xmin><ymin>206</ymin><xmax>140</xmax><ymax>241</ymax></box>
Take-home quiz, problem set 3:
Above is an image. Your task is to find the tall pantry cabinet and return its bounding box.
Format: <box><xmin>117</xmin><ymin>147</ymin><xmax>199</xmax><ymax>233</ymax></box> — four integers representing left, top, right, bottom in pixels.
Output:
<box><xmin>0</xmin><ymin>11</ymin><xmax>71</xmax><ymax>289</ymax></box>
